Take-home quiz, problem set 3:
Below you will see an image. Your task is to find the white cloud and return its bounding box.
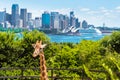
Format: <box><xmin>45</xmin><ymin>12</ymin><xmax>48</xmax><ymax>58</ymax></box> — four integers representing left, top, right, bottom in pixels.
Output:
<box><xmin>115</xmin><ymin>6</ymin><xmax>120</xmax><ymax>10</ymax></box>
<box><xmin>77</xmin><ymin>6</ymin><xmax>120</xmax><ymax>27</ymax></box>
<box><xmin>87</xmin><ymin>10</ymin><xmax>99</xmax><ymax>15</ymax></box>
<box><xmin>115</xmin><ymin>6</ymin><xmax>120</xmax><ymax>13</ymax></box>
<box><xmin>80</xmin><ymin>8</ymin><xmax>90</xmax><ymax>12</ymax></box>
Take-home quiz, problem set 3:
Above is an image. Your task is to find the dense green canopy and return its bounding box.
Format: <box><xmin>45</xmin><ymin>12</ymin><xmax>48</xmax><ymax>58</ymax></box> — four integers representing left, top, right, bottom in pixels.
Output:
<box><xmin>1</xmin><ymin>30</ymin><xmax>120</xmax><ymax>79</ymax></box>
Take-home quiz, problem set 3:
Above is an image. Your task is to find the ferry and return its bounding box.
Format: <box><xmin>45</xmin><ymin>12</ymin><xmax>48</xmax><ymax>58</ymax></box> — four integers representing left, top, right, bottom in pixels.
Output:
<box><xmin>79</xmin><ymin>27</ymin><xmax>102</xmax><ymax>34</ymax></box>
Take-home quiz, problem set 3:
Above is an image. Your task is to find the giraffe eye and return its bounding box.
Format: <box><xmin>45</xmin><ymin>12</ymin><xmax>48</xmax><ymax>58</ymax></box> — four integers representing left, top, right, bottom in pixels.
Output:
<box><xmin>39</xmin><ymin>48</ymin><xmax>43</xmax><ymax>51</ymax></box>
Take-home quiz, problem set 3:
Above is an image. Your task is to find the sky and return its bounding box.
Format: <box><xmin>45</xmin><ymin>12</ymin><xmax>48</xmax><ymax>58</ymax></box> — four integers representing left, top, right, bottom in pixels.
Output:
<box><xmin>0</xmin><ymin>0</ymin><xmax>120</xmax><ymax>27</ymax></box>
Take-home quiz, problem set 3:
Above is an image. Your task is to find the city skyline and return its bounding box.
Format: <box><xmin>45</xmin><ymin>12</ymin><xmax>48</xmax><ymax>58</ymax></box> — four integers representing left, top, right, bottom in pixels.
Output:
<box><xmin>0</xmin><ymin>0</ymin><xmax>120</xmax><ymax>27</ymax></box>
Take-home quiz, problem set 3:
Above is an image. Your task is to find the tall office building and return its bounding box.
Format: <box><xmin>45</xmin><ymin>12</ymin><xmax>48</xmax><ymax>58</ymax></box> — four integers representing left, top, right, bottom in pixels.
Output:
<box><xmin>27</xmin><ymin>12</ymin><xmax>32</xmax><ymax>21</ymax></box>
<box><xmin>16</xmin><ymin>19</ymin><xmax>23</xmax><ymax>28</ymax></box>
<box><xmin>11</xmin><ymin>4</ymin><xmax>19</xmax><ymax>27</ymax></box>
<box><xmin>70</xmin><ymin>11</ymin><xmax>74</xmax><ymax>26</ymax></box>
<box><xmin>75</xmin><ymin>18</ymin><xmax>80</xmax><ymax>28</ymax></box>
<box><xmin>82</xmin><ymin>20</ymin><xmax>88</xmax><ymax>29</ymax></box>
<box><xmin>35</xmin><ymin>17</ymin><xmax>41</xmax><ymax>28</ymax></box>
<box><xmin>0</xmin><ymin>11</ymin><xmax>6</xmax><ymax>23</ymax></box>
<box><xmin>6</xmin><ymin>13</ymin><xmax>12</xmax><ymax>25</ymax></box>
<box><xmin>20</xmin><ymin>8</ymin><xmax>27</xmax><ymax>27</ymax></box>
<box><xmin>63</xmin><ymin>15</ymin><xmax>69</xmax><ymax>29</ymax></box>
<box><xmin>51</xmin><ymin>12</ymin><xmax>59</xmax><ymax>29</ymax></box>
<box><xmin>0</xmin><ymin>10</ymin><xmax>6</xmax><ymax>27</ymax></box>
<box><xmin>59</xmin><ymin>14</ymin><xmax>69</xmax><ymax>30</ymax></box>
<box><xmin>42</xmin><ymin>11</ymin><xmax>50</xmax><ymax>28</ymax></box>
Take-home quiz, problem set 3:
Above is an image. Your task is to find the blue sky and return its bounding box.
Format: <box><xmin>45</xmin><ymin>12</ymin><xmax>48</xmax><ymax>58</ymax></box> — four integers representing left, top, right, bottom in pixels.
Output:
<box><xmin>0</xmin><ymin>0</ymin><xmax>120</xmax><ymax>27</ymax></box>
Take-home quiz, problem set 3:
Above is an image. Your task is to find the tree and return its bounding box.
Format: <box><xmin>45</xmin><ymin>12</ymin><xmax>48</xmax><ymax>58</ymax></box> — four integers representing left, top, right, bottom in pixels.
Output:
<box><xmin>108</xmin><ymin>31</ymin><xmax>120</xmax><ymax>53</ymax></box>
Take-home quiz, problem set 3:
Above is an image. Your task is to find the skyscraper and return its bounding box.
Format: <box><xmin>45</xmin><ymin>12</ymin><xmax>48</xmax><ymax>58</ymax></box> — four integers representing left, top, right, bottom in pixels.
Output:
<box><xmin>27</xmin><ymin>12</ymin><xmax>32</xmax><ymax>21</ymax></box>
<box><xmin>35</xmin><ymin>17</ymin><xmax>41</xmax><ymax>28</ymax></box>
<box><xmin>82</xmin><ymin>20</ymin><xmax>88</xmax><ymax>29</ymax></box>
<box><xmin>11</xmin><ymin>4</ymin><xmax>19</xmax><ymax>27</ymax></box>
<box><xmin>51</xmin><ymin>12</ymin><xmax>59</xmax><ymax>29</ymax></box>
<box><xmin>0</xmin><ymin>11</ymin><xmax>6</xmax><ymax>23</ymax></box>
<box><xmin>70</xmin><ymin>11</ymin><xmax>74</xmax><ymax>26</ymax></box>
<box><xmin>20</xmin><ymin>8</ymin><xmax>27</xmax><ymax>27</ymax></box>
<box><xmin>50</xmin><ymin>12</ymin><xmax>59</xmax><ymax>29</ymax></box>
<box><xmin>63</xmin><ymin>15</ymin><xmax>69</xmax><ymax>29</ymax></box>
<box><xmin>42</xmin><ymin>11</ymin><xmax>50</xmax><ymax>28</ymax></box>
<box><xmin>6</xmin><ymin>13</ymin><xmax>12</xmax><ymax>24</ymax></box>
<box><xmin>75</xmin><ymin>18</ymin><xmax>80</xmax><ymax>28</ymax></box>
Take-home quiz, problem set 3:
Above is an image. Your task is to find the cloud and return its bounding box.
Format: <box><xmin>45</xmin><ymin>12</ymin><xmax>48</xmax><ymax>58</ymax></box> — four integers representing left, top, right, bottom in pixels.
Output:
<box><xmin>77</xmin><ymin>6</ymin><xmax>120</xmax><ymax>27</ymax></box>
<box><xmin>115</xmin><ymin>6</ymin><xmax>120</xmax><ymax>10</ymax></box>
<box><xmin>87</xmin><ymin>10</ymin><xmax>99</xmax><ymax>15</ymax></box>
<box><xmin>115</xmin><ymin>6</ymin><xmax>120</xmax><ymax>12</ymax></box>
<box><xmin>80</xmin><ymin>8</ymin><xmax>90</xmax><ymax>12</ymax></box>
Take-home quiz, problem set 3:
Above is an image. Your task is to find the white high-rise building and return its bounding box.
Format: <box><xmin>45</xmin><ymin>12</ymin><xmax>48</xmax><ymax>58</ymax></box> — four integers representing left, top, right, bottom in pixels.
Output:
<box><xmin>18</xmin><ymin>19</ymin><xmax>23</xmax><ymax>28</ymax></box>
<box><xmin>51</xmin><ymin>12</ymin><xmax>59</xmax><ymax>29</ymax></box>
<box><xmin>35</xmin><ymin>17</ymin><xmax>41</xmax><ymax>28</ymax></box>
<box><xmin>54</xmin><ymin>20</ymin><xmax>59</xmax><ymax>29</ymax></box>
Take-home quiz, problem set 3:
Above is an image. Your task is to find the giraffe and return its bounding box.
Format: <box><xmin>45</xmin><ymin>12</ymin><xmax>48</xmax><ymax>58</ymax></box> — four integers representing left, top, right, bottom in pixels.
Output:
<box><xmin>32</xmin><ymin>40</ymin><xmax>48</xmax><ymax>80</ymax></box>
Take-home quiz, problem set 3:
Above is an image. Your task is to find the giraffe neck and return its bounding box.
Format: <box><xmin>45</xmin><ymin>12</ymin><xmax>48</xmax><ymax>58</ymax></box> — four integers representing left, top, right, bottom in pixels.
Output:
<box><xmin>40</xmin><ymin>52</ymin><xmax>48</xmax><ymax>80</ymax></box>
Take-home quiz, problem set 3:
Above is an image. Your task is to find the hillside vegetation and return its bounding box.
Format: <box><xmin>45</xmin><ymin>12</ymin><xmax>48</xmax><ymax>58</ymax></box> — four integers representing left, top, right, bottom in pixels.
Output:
<box><xmin>0</xmin><ymin>30</ymin><xmax>120</xmax><ymax>79</ymax></box>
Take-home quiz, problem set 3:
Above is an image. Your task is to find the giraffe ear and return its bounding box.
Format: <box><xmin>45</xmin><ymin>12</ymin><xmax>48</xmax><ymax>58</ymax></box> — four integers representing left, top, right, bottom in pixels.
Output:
<box><xmin>41</xmin><ymin>44</ymin><xmax>47</xmax><ymax>48</ymax></box>
<box><xmin>32</xmin><ymin>44</ymin><xmax>36</xmax><ymax>48</ymax></box>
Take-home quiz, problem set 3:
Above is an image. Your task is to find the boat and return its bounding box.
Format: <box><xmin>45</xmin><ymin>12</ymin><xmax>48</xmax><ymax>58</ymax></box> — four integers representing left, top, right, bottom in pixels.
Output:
<box><xmin>79</xmin><ymin>27</ymin><xmax>102</xmax><ymax>34</ymax></box>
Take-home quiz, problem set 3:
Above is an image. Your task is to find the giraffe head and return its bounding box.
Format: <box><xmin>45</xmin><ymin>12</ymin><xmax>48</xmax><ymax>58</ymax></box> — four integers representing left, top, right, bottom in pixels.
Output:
<box><xmin>32</xmin><ymin>40</ymin><xmax>47</xmax><ymax>57</ymax></box>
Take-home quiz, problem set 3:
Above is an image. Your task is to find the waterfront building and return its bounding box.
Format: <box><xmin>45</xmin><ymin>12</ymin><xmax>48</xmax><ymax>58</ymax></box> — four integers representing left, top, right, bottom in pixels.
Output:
<box><xmin>82</xmin><ymin>20</ymin><xmax>88</xmax><ymax>29</ymax></box>
<box><xmin>27</xmin><ymin>12</ymin><xmax>32</xmax><ymax>21</ymax></box>
<box><xmin>6</xmin><ymin>13</ymin><xmax>12</xmax><ymax>25</ymax></box>
<box><xmin>59</xmin><ymin>14</ymin><xmax>69</xmax><ymax>30</ymax></box>
<box><xmin>72</xmin><ymin>17</ymin><xmax>76</xmax><ymax>27</ymax></box>
<box><xmin>27</xmin><ymin>13</ymin><xmax>34</xmax><ymax>28</ymax></box>
<box><xmin>42</xmin><ymin>11</ymin><xmax>50</xmax><ymax>28</ymax></box>
<box><xmin>11</xmin><ymin>4</ymin><xmax>19</xmax><ymax>27</ymax></box>
<box><xmin>50</xmin><ymin>12</ymin><xmax>59</xmax><ymax>29</ymax></box>
<box><xmin>35</xmin><ymin>17</ymin><xmax>41</xmax><ymax>28</ymax></box>
<box><xmin>27</xmin><ymin>19</ymin><xmax>35</xmax><ymax>29</ymax></box>
<box><xmin>70</xmin><ymin>11</ymin><xmax>74</xmax><ymax>27</ymax></box>
<box><xmin>59</xmin><ymin>14</ymin><xmax>64</xmax><ymax>30</ymax></box>
<box><xmin>75</xmin><ymin>18</ymin><xmax>80</xmax><ymax>28</ymax></box>
<box><xmin>20</xmin><ymin>8</ymin><xmax>27</xmax><ymax>27</ymax></box>
<box><xmin>0</xmin><ymin>11</ymin><xmax>6</xmax><ymax>23</ymax></box>
<box><xmin>63</xmin><ymin>15</ymin><xmax>69</xmax><ymax>30</ymax></box>
<box><xmin>54</xmin><ymin>19</ymin><xmax>59</xmax><ymax>29</ymax></box>
<box><xmin>5</xmin><ymin>21</ymin><xmax>11</xmax><ymax>28</ymax></box>
<box><xmin>18</xmin><ymin>19</ymin><xmax>23</xmax><ymax>28</ymax></box>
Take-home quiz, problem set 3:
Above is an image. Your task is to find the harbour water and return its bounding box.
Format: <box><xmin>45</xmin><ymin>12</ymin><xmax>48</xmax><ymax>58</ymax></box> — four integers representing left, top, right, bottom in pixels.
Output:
<box><xmin>47</xmin><ymin>33</ymin><xmax>111</xmax><ymax>43</ymax></box>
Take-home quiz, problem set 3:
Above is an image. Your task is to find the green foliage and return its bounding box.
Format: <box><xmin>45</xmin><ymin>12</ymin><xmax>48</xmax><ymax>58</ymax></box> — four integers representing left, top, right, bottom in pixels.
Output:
<box><xmin>83</xmin><ymin>64</ymin><xmax>94</xmax><ymax>80</ymax></box>
<box><xmin>0</xmin><ymin>31</ymin><xmax>24</xmax><ymax>67</ymax></box>
<box><xmin>1</xmin><ymin>31</ymin><xmax>120</xmax><ymax>79</ymax></box>
<box><xmin>108</xmin><ymin>31</ymin><xmax>120</xmax><ymax>53</ymax></box>
<box><xmin>102</xmin><ymin>63</ymin><xmax>119</xmax><ymax>80</ymax></box>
